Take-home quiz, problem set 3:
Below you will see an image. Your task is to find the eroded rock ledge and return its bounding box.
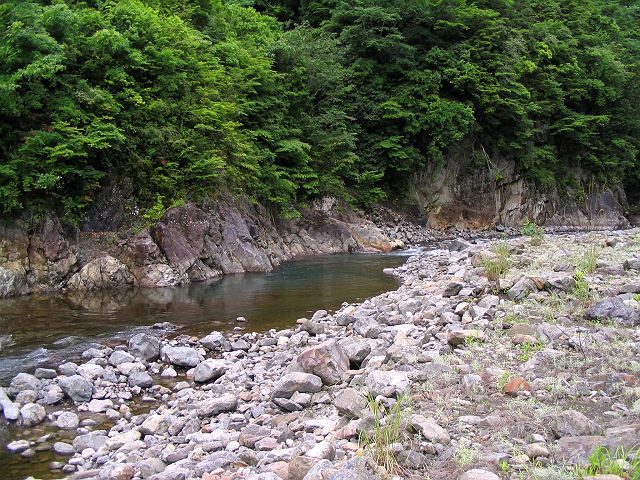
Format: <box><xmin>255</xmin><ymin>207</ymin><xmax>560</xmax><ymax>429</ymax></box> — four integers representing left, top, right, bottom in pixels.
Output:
<box><xmin>0</xmin><ymin>197</ymin><xmax>401</xmax><ymax>298</ymax></box>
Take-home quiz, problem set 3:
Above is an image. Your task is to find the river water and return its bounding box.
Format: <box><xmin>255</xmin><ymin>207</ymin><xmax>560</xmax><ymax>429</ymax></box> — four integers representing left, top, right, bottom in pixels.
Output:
<box><xmin>0</xmin><ymin>250</ymin><xmax>414</xmax><ymax>479</ymax></box>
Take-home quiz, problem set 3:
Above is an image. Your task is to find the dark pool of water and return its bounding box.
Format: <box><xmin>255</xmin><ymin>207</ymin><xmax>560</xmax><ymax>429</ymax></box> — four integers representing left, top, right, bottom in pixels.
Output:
<box><xmin>0</xmin><ymin>251</ymin><xmax>413</xmax><ymax>384</ymax></box>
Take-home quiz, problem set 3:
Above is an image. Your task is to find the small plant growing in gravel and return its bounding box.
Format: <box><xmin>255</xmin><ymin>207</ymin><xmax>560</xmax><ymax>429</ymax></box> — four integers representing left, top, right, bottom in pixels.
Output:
<box><xmin>517</xmin><ymin>341</ymin><xmax>544</xmax><ymax>362</ymax></box>
<box><xmin>573</xmin><ymin>270</ymin><xmax>591</xmax><ymax>305</ymax></box>
<box><xmin>521</xmin><ymin>219</ymin><xmax>545</xmax><ymax>240</ymax></box>
<box><xmin>580</xmin><ymin>245</ymin><xmax>600</xmax><ymax>274</ymax></box>
<box><xmin>633</xmin><ymin>293</ymin><xmax>640</xmax><ymax>302</ymax></box>
<box><xmin>491</xmin><ymin>240</ymin><xmax>511</xmax><ymax>258</ymax></box>
<box><xmin>575</xmin><ymin>446</ymin><xmax>640</xmax><ymax>479</ymax></box>
<box><xmin>454</xmin><ymin>437</ymin><xmax>480</xmax><ymax>469</ymax></box>
<box><xmin>359</xmin><ymin>394</ymin><xmax>409</xmax><ymax>475</ymax></box>
<box><xmin>482</xmin><ymin>249</ymin><xmax>510</xmax><ymax>284</ymax></box>
<box><xmin>498</xmin><ymin>370</ymin><xmax>513</xmax><ymax>390</ymax></box>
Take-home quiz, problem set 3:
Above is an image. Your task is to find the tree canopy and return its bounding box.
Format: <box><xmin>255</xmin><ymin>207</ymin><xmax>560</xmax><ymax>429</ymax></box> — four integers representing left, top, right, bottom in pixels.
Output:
<box><xmin>1</xmin><ymin>0</ymin><xmax>638</xmax><ymax>222</ymax></box>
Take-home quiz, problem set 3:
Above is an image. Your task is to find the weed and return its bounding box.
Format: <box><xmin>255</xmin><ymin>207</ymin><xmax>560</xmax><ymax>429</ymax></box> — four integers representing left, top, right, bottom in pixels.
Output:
<box><xmin>575</xmin><ymin>446</ymin><xmax>640</xmax><ymax>479</ymax></box>
<box><xmin>573</xmin><ymin>270</ymin><xmax>591</xmax><ymax>305</ymax></box>
<box><xmin>522</xmin><ymin>220</ymin><xmax>545</xmax><ymax>239</ymax></box>
<box><xmin>359</xmin><ymin>394</ymin><xmax>410</xmax><ymax>475</ymax></box>
<box><xmin>491</xmin><ymin>241</ymin><xmax>511</xmax><ymax>258</ymax></box>
<box><xmin>517</xmin><ymin>341</ymin><xmax>544</xmax><ymax>362</ymax></box>
<box><xmin>499</xmin><ymin>460</ymin><xmax>510</xmax><ymax>473</ymax></box>
<box><xmin>454</xmin><ymin>437</ymin><xmax>480</xmax><ymax>469</ymax></box>
<box><xmin>498</xmin><ymin>370</ymin><xmax>513</xmax><ymax>390</ymax></box>
<box><xmin>634</xmin><ymin>293</ymin><xmax>640</xmax><ymax>302</ymax></box>
<box><xmin>580</xmin><ymin>245</ymin><xmax>600</xmax><ymax>274</ymax></box>
<box><xmin>483</xmin><ymin>255</ymin><xmax>510</xmax><ymax>282</ymax></box>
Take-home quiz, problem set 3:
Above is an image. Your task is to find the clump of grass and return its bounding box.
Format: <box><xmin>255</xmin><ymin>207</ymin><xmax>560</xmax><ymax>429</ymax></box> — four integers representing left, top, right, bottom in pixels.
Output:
<box><xmin>482</xmin><ymin>254</ymin><xmax>510</xmax><ymax>283</ymax></box>
<box><xmin>579</xmin><ymin>245</ymin><xmax>600</xmax><ymax>274</ymax></box>
<box><xmin>455</xmin><ymin>437</ymin><xmax>480</xmax><ymax>469</ymax></box>
<box><xmin>517</xmin><ymin>341</ymin><xmax>544</xmax><ymax>362</ymax></box>
<box><xmin>522</xmin><ymin>220</ymin><xmax>545</xmax><ymax>239</ymax></box>
<box><xmin>575</xmin><ymin>446</ymin><xmax>640</xmax><ymax>479</ymax></box>
<box><xmin>573</xmin><ymin>270</ymin><xmax>591</xmax><ymax>305</ymax></box>
<box><xmin>491</xmin><ymin>240</ymin><xmax>511</xmax><ymax>258</ymax></box>
<box><xmin>359</xmin><ymin>395</ymin><xmax>410</xmax><ymax>474</ymax></box>
<box><xmin>498</xmin><ymin>370</ymin><xmax>513</xmax><ymax>390</ymax></box>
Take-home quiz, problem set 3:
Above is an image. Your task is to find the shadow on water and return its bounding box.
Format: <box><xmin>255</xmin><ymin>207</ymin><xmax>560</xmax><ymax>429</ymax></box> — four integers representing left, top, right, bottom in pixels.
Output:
<box><xmin>0</xmin><ymin>251</ymin><xmax>413</xmax><ymax>383</ymax></box>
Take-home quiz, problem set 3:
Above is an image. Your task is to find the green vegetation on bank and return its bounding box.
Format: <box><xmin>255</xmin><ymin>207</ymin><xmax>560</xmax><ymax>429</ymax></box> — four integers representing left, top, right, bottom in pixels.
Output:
<box><xmin>1</xmin><ymin>0</ymin><xmax>639</xmax><ymax>223</ymax></box>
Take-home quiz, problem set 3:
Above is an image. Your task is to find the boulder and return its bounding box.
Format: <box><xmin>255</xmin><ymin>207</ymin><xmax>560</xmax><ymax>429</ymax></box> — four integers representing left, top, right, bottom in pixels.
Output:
<box><xmin>194</xmin><ymin>359</ymin><xmax>227</xmax><ymax>383</ymax></box>
<box><xmin>160</xmin><ymin>346</ymin><xmax>201</xmax><ymax>367</ymax></box>
<box><xmin>407</xmin><ymin>414</ymin><xmax>450</xmax><ymax>444</ymax></box>
<box><xmin>272</xmin><ymin>373</ymin><xmax>323</xmax><ymax>399</ymax></box>
<box><xmin>67</xmin><ymin>256</ymin><xmax>134</xmax><ymax>290</ymax></box>
<box><xmin>109</xmin><ymin>350</ymin><xmax>135</xmax><ymax>367</ymax></box>
<box><xmin>59</xmin><ymin>375</ymin><xmax>93</xmax><ymax>403</ymax></box>
<box><xmin>585</xmin><ymin>297</ymin><xmax>640</xmax><ymax>326</ymax></box>
<box><xmin>289</xmin><ymin>339</ymin><xmax>349</xmax><ymax>386</ymax></box>
<box><xmin>196</xmin><ymin>394</ymin><xmax>238</xmax><ymax>417</ymax></box>
<box><xmin>8</xmin><ymin>373</ymin><xmax>42</xmax><ymax>396</ymax></box>
<box><xmin>333</xmin><ymin>388</ymin><xmax>367</xmax><ymax>418</ymax></box>
<box><xmin>448</xmin><ymin>329</ymin><xmax>487</xmax><ymax>346</ymax></box>
<box><xmin>365</xmin><ymin>370</ymin><xmax>409</xmax><ymax>398</ymax></box>
<box><xmin>128</xmin><ymin>371</ymin><xmax>154</xmax><ymax>388</ymax></box>
<box><xmin>19</xmin><ymin>403</ymin><xmax>46</xmax><ymax>427</ymax></box>
<box><xmin>544</xmin><ymin>272</ymin><xmax>576</xmax><ymax>292</ymax></box>
<box><xmin>56</xmin><ymin>411</ymin><xmax>80</xmax><ymax>429</ymax></box>
<box><xmin>458</xmin><ymin>470</ymin><xmax>501</xmax><ymax>480</ymax></box>
<box><xmin>73</xmin><ymin>432</ymin><xmax>108</xmax><ymax>452</ymax></box>
<box><xmin>128</xmin><ymin>333</ymin><xmax>161</xmax><ymax>361</ymax></box>
<box><xmin>552</xmin><ymin>410</ymin><xmax>601</xmax><ymax>438</ymax></box>
<box><xmin>508</xmin><ymin>277</ymin><xmax>538</xmax><ymax>300</ymax></box>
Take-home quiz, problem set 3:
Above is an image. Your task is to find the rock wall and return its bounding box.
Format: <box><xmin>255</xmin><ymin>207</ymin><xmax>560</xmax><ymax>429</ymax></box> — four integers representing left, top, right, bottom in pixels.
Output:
<box><xmin>408</xmin><ymin>154</ymin><xmax>630</xmax><ymax>230</ymax></box>
<box><xmin>0</xmin><ymin>197</ymin><xmax>396</xmax><ymax>298</ymax></box>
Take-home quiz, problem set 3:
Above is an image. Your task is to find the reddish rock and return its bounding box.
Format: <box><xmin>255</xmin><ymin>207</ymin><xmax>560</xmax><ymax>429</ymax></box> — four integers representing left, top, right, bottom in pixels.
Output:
<box><xmin>503</xmin><ymin>377</ymin><xmax>532</xmax><ymax>396</ymax></box>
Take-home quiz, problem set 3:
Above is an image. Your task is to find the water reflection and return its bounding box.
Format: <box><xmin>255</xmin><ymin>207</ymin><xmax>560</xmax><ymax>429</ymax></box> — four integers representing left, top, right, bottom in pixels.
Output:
<box><xmin>0</xmin><ymin>252</ymin><xmax>409</xmax><ymax>382</ymax></box>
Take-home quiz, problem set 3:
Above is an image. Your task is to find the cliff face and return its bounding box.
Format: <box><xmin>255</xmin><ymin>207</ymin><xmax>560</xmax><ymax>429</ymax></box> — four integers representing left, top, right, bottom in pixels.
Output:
<box><xmin>408</xmin><ymin>156</ymin><xmax>630</xmax><ymax>230</ymax></box>
<box><xmin>0</xmin><ymin>197</ymin><xmax>396</xmax><ymax>298</ymax></box>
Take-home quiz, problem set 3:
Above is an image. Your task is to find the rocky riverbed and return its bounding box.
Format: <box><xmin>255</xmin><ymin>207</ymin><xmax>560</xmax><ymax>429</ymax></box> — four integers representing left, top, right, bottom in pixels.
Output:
<box><xmin>2</xmin><ymin>229</ymin><xmax>640</xmax><ymax>480</ymax></box>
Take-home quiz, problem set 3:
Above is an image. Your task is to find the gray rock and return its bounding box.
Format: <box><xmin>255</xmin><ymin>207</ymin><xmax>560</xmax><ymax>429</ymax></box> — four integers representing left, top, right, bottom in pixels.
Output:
<box><xmin>196</xmin><ymin>394</ymin><xmax>238</xmax><ymax>417</ymax></box>
<box><xmin>193</xmin><ymin>359</ymin><xmax>227</xmax><ymax>383</ymax></box>
<box><xmin>160</xmin><ymin>346</ymin><xmax>201</xmax><ymax>367</ymax></box>
<box><xmin>109</xmin><ymin>350</ymin><xmax>135</xmax><ymax>366</ymax></box>
<box><xmin>272</xmin><ymin>372</ymin><xmax>323</xmax><ymax>399</ymax></box>
<box><xmin>67</xmin><ymin>255</ymin><xmax>134</xmax><ymax>290</ymax></box>
<box><xmin>0</xmin><ymin>267</ymin><xmax>25</xmax><ymax>298</ymax></box>
<box><xmin>333</xmin><ymin>388</ymin><xmax>367</xmax><ymax>418</ymax></box>
<box><xmin>9</xmin><ymin>373</ymin><xmax>42</xmax><ymax>396</ymax></box>
<box><xmin>365</xmin><ymin>370</ymin><xmax>409</xmax><ymax>398</ymax></box>
<box><xmin>585</xmin><ymin>297</ymin><xmax>640</xmax><ymax>326</ymax></box>
<box><xmin>2</xmin><ymin>400</ymin><xmax>20</xmax><ymax>420</ymax></box>
<box><xmin>353</xmin><ymin>318</ymin><xmax>381</xmax><ymax>338</ymax></box>
<box><xmin>552</xmin><ymin>410</ymin><xmax>601</xmax><ymax>438</ymax></box>
<box><xmin>128</xmin><ymin>333</ymin><xmax>161</xmax><ymax>361</ymax></box>
<box><xmin>128</xmin><ymin>371</ymin><xmax>154</xmax><ymax>388</ymax></box>
<box><xmin>19</xmin><ymin>403</ymin><xmax>46</xmax><ymax>427</ymax></box>
<box><xmin>194</xmin><ymin>451</ymin><xmax>240</xmax><ymax>475</ymax></box>
<box><xmin>73</xmin><ymin>432</ymin><xmax>108</xmax><ymax>452</ymax></box>
<box><xmin>407</xmin><ymin>414</ymin><xmax>450</xmax><ymax>444</ymax></box>
<box><xmin>34</xmin><ymin>368</ymin><xmax>57</xmax><ymax>379</ymax></box>
<box><xmin>239</xmin><ymin>424</ymin><xmax>271</xmax><ymax>448</ymax></box>
<box><xmin>58</xmin><ymin>362</ymin><xmax>78</xmax><ymax>376</ymax></box>
<box><xmin>56</xmin><ymin>411</ymin><xmax>80</xmax><ymax>429</ymax></box>
<box><xmin>199</xmin><ymin>332</ymin><xmax>227</xmax><ymax>350</ymax></box>
<box><xmin>87</xmin><ymin>399</ymin><xmax>113</xmax><ymax>413</ymax></box>
<box><xmin>339</xmin><ymin>337</ymin><xmax>371</xmax><ymax>367</ymax></box>
<box><xmin>6</xmin><ymin>439</ymin><xmax>30</xmax><ymax>453</ymax></box>
<box><xmin>544</xmin><ymin>272</ymin><xmax>576</xmax><ymax>292</ymax></box>
<box><xmin>53</xmin><ymin>441</ymin><xmax>74</xmax><ymax>455</ymax></box>
<box><xmin>508</xmin><ymin>277</ymin><xmax>538</xmax><ymax>300</ymax></box>
<box><xmin>443</xmin><ymin>281</ymin><xmax>464</xmax><ymax>297</ymax></box>
<box><xmin>59</xmin><ymin>375</ymin><xmax>93</xmax><ymax>403</ymax></box>
<box><xmin>624</xmin><ymin>258</ymin><xmax>640</xmax><ymax>270</ymax></box>
<box><xmin>458</xmin><ymin>470</ymin><xmax>501</xmax><ymax>480</ymax></box>
<box><xmin>289</xmin><ymin>339</ymin><xmax>349</xmax><ymax>386</ymax></box>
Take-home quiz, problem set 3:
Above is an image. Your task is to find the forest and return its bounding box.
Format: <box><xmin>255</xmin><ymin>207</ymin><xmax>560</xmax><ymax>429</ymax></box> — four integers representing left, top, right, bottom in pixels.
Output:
<box><xmin>1</xmin><ymin>0</ymin><xmax>639</xmax><ymax>223</ymax></box>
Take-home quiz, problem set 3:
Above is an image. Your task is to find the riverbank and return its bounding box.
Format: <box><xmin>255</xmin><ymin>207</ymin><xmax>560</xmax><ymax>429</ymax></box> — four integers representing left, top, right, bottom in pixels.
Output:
<box><xmin>2</xmin><ymin>229</ymin><xmax>640</xmax><ymax>480</ymax></box>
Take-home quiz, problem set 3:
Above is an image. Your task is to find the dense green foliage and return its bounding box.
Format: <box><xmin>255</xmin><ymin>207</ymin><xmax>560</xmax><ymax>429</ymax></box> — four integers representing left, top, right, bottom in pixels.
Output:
<box><xmin>1</xmin><ymin>0</ymin><xmax>639</xmax><ymax>222</ymax></box>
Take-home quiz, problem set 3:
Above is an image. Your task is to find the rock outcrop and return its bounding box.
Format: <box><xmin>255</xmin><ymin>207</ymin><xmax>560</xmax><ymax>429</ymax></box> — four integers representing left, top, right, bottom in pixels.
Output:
<box><xmin>0</xmin><ymin>196</ymin><xmax>395</xmax><ymax>297</ymax></box>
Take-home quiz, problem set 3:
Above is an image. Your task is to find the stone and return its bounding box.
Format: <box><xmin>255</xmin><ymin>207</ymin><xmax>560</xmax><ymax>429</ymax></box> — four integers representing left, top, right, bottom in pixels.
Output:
<box><xmin>305</xmin><ymin>441</ymin><xmax>336</xmax><ymax>460</ymax></box>
<box><xmin>42</xmin><ymin>385</ymin><xmax>65</xmax><ymax>405</ymax></box>
<box><xmin>99</xmin><ymin>463</ymin><xmax>135</xmax><ymax>480</ymax></box>
<box><xmin>34</xmin><ymin>368</ymin><xmax>57</xmax><ymax>379</ymax></box>
<box><xmin>194</xmin><ymin>359</ymin><xmax>227</xmax><ymax>383</ymax></box>
<box><xmin>508</xmin><ymin>277</ymin><xmax>538</xmax><ymax>300</ymax></box>
<box><xmin>338</xmin><ymin>337</ymin><xmax>371</xmax><ymax>367</ymax></box>
<box><xmin>289</xmin><ymin>339</ymin><xmax>349</xmax><ymax>386</ymax></box>
<box><xmin>365</xmin><ymin>370</ymin><xmax>409</xmax><ymax>398</ymax></box>
<box><xmin>20</xmin><ymin>403</ymin><xmax>46</xmax><ymax>427</ymax></box>
<box><xmin>160</xmin><ymin>346</ymin><xmax>201</xmax><ymax>367</ymax></box>
<box><xmin>458</xmin><ymin>469</ymin><xmax>501</xmax><ymax>480</ymax></box>
<box><xmin>7</xmin><ymin>440</ymin><xmax>31</xmax><ymax>453</ymax></box>
<box><xmin>443</xmin><ymin>281</ymin><xmax>464</xmax><ymax>297</ymax></box>
<box><xmin>585</xmin><ymin>297</ymin><xmax>640</xmax><ymax>326</ymax></box>
<box><xmin>552</xmin><ymin>410</ymin><xmax>601</xmax><ymax>438</ymax></box>
<box><xmin>200</xmin><ymin>332</ymin><xmax>227</xmax><ymax>350</ymax></box>
<box><xmin>59</xmin><ymin>375</ymin><xmax>93</xmax><ymax>403</ymax></box>
<box><xmin>9</xmin><ymin>373</ymin><xmax>42</xmax><ymax>395</ymax></box>
<box><xmin>272</xmin><ymin>372</ymin><xmax>323</xmax><ymax>399</ymax></box>
<box><xmin>128</xmin><ymin>371</ymin><xmax>154</xmax><ymax>388</ymax></box>
<box><xmin>109</xmin><ymin>350</ymin><xmax>135</xmax><ymax>366</ymax></box>
<box><xmin>67</xmin><ymin>256</ymin><xmax>134</xmax><ymax>290</ymax></box>
<box><xmin>196</xmin><ymin>394</ymin><xmax>238</xmax><ymax>417</ymax></box>
<box><xmin>407</xmin><ymin>414</ymin><xmax>450</xmax><ymax>444</ymax></box>
<box><xmin>73</xmin><ymin>432</ymin><xmax>108</xmax><ymax>452</ymax></box>
<box><xmin>128</xmin><ymin>333</ymin><xmax>161</xmax><ymax>361</ymax></box>
<box><xmin>56</xmin><ymin>411</ymin><xmax>80</xmax><ymax>429</ymax></box>
<box><xmin>333</xmin><ymin>388</ymin><xmax>367</xmax><ymax>418</ymax></box>
<box><xmin>544</xmin><ymin>273</ymin><xmax>576</xmax><ymax>292</ymax></box>
<box><xmin>503</xmin><ymin>377</ymin><xmax>532</xmax><ymax>396</ymax></box>
<box><xmin>239</xmin><ymin>424</ymin><xmax>271</xmax><ymax>448</ymax></box>
<box><xmin>53</xmin><ymin>442</ymin><xmax>74</xmax><ymax>455</ymax></box>
<box><xmin>448</xmin><ymin>329</ymin><xmax>487</xmax><ymax>346</ymax></box>
<box><xmin>58</xmin><ymin>362</ymin><xmax>78</xmax><ymax>376</ymax></box>
<box><xmin>624</xmin><ymin>258</ymin><xmax>640</xmax><ymax>270</ymax></box>
<box><xmin>2</xmin><ymin>401</ymin><xmax>20</xmax><ymax>420</ymax></box>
